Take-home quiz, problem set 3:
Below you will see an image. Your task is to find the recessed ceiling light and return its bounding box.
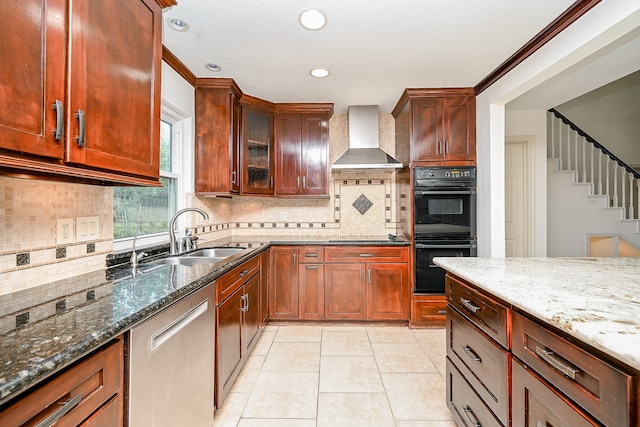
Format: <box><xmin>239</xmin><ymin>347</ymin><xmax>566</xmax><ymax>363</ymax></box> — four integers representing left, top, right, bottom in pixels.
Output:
<box><xmin>299</xmin><ymin>9</ymin><xmax>327</xmax><ymax>31</ymax></box>
<box><xmin>167</xmin><ymin>18</ymin><xmax>189</xmax><ymax>32</ymax></box>
<box><xmin>205</xmin><ymin>63</ymin><xmax>222</xmax><ymax>72</ymax></box>
<box><xmin>310</xmin><ymin>68</ymin><xmax>330</xmax><ymax>78</ymax></box>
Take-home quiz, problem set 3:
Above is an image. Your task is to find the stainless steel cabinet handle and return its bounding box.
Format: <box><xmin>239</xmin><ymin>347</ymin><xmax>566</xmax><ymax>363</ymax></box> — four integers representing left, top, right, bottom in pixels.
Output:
<box><xmin>305</xmin><ymin>265</ymin><xmax>319</xmax><ymax>270</ymax></box>
<box><xmin>238</xmin><ymin>268</ymin><xmax>250</xmax><ymax>278</ymax></box>
<box><xmin>438</xmin><ymin>309</ymin><xmax>447</xmax><ymax>315</ymax></box>
<box><xmin>75</xmin><ymin>109</ymin><xmax>85</xmax><ymax>147</ymax></box>
<box><xmin>463</xmin><ymin>345</ymin><xmax>481</xmax><ymax>362</ymax></box>
<box><xmin>240</xmin><ymin>294</ymin><xmax>248</xmax><ymax>312</ymax></box>
<box><xmin>245</xmin><ymin>293</ymin><xmax>249</xmax><ymax>311</ymax></box>
<box><xmin>536</xmin><ymin>421</ymin><xmax>549</xmax><ymax>427</ymax></box>
<box><xmin>151</xmin><ymin>300</ymin><xmax>209</xmax><ymax>351</ymax></box>
<box><xmin>444</xmin><ymin>140</ymin><xmax>449</xmax><ymax>154</ymax></box>
<box><xmin>52</xmin><ymin>99</ymin><xmax>64</xmax><ymax>140</ymax></box>
<box><xmin>305</xmin><ymin>253</ymin><xmax>318</xmax><ymax>257</ymax></box>
<box><xmin>535</xmin><ymin>346</ymin><xmax>579</xmax><ymax>379</ymax></box>
<box><xmin>359</xmin><ymin>253</ymin><xmax>373</xmax><ymax>257</ymax></box>
<box><xmin>460</xmin><ymin>297</ymin><xmax>480</xmax><ymax>314</ymax></box>
<box><xmin>368</xmin><ymin>269</ymin><xmax>372</xmax><ymax>283</ymax></box>
<box><xmin>232</xmin><ymin>170</ymin><xmax>237</xmax><ymax>185</ymax></box>
<box><xmin>35</xmin><ymin>393</ymin><xmax>83</xmax><ymax>427</ymax></box>
<box><xmin>303</xmin><ymin>176</ymin><xmax>306</xmax><ymax>188</ymax></box>
<box><xmin>293</xmin><ymin>253</ymin><xmax>297</xmax><ymax>268</ymax></box>
<box><xmin>297</xmin><ymin>176</ymin><xmax>301</xmax><ymax>188</ymax></box>
<box><xmin>462</xmin><ymin>405</ymin><xmax>481</xmax><ymax>427</ymax></box>
<box><xmin>270</xmin><ymin>176</ymin><xmax>274</xmax><ymax>188</ymax></box>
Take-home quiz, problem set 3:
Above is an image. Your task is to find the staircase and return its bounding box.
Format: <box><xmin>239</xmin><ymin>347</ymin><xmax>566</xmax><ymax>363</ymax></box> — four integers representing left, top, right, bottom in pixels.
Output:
<box><xmin>547</xmin><ymin>109</ymin><xmax>640</xmax><ymax>257</ymax></box>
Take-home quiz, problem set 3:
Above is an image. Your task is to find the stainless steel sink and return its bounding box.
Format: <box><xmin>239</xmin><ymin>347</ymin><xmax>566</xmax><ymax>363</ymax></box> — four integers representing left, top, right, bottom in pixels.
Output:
<box><xmin>147</xmin><ymin>256</ymin><xmax>226</xmax><ymax>266</ymax></box>
<box><xmin>187</xmin><ymin>247</ymin><xmax>245</xmax><ymax>258</ymax></box>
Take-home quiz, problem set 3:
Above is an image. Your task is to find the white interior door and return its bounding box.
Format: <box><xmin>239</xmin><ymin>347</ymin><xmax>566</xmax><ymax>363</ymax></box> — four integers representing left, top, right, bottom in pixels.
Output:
<box><xmin>505</xmin><ymin>139</ymin><xmax>529</xmax><ymax>256</ymax></box>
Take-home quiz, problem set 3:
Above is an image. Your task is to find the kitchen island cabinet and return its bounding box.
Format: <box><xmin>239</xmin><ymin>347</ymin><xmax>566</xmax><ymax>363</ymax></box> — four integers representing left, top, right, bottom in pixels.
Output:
<box><xmin>392</xmin><ymin>88</ymin><xmax>475</xmax><ymax>166</ymax></box>
<box><xmin>0</xmin><ymin>0</ymin><xmax>172</xmax><ymax>186</ymax></box>
<box><xmin>436</xmin><ymin>257</ymin><xmax>640</xmax><ymax>427</ymax></box>
<box><xmin>274</xmin><ymin>104</ymin><xmax>333</xmax><ymax>197</ymax></box>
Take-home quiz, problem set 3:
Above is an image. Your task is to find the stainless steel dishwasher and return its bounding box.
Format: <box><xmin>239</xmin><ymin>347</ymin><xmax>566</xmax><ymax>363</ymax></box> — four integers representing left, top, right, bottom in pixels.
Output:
<box><xmin>129</xmin><ymin>283</ymin><xmax>215</xmax><ymax>426</ymax></box>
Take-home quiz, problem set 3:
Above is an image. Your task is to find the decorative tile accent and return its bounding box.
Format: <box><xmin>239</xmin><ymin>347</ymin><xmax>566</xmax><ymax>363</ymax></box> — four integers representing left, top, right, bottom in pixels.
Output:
<box><xmin>55</xmin><ymin>300</ymin><xmax>67</xmax><ymax>313</ymax></box>
<box><xmin>86</xmin><ymin>290</ymin><xmax>96</xmax><ymax>301</ymax></box>
<box><xmin>15</xmin><ymin>312</ymin><xmax>29</xmax><ymax>328</ymax></box>
<box><xmin>86</xmin><ymin>243</ymin><xmax>96</xmax><ymax>253</ymax></box>
<box><xmin>352</xmin><ymin>194</ymin><xmax>373</xmax><ymax>215</ymax></box>
<box><xmin>16</xmin><ymin>253</ymin><xmax>30</xmax><ymax>267</ymax></box>
<box><xmin>56</xmin><ymin>248</ymin><xmax>67</xmax><ymax>259</ymax></box>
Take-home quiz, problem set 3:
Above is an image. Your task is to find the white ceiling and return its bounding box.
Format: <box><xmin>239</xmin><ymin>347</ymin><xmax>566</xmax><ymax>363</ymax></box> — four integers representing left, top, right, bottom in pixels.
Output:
<box><xmin>162</xmin><ymin>0</ymin><xmax>577</xmax><ymax>113</ymax></box>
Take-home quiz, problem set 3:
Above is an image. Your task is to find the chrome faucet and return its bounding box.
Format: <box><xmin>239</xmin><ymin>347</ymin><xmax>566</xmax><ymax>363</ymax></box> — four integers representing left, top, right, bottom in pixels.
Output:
<box><xmin>169</xmin><ymin>208</ymin><xmax>209</xmax><ymax>255</ymax></box>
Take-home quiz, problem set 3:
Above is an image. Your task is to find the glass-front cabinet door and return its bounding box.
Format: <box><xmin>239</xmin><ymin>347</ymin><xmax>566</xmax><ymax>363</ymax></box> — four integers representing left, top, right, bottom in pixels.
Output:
<box><xmin>242</xmin><ymin>106</ymin><xmax>274</xmax><ymax>194</ymax></box>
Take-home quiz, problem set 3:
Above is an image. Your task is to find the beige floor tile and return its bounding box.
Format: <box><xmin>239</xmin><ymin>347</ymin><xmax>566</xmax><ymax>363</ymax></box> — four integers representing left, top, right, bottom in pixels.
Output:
<box><xmin>372</xmin><ymin>342</ymin><xmax>438</xmax><ymax>373</ymax></box>
<box><xmin>238</xmin><ymin>419</ymin><xmax>316</xmax><ymax>427</ymax></box>
<box><xmin>321</xmin><ymin>330</ymin><xmax>373</xmax><ymax>356</ymax></box>
<box><xmin>263</xmin><ymin>325</ymin><xmax>279</xmax><ymax>332</ymax></box>
<box><xmin>230</xmin><ymin>355</ymin><xmax>265</xmax><ymax>393</ymax></box>
<box><xmin>273</xmin><ymin>324</ymin><xmax>323</xmax><ymax>342</ymax></box>
<box><xmin>382</xmin><ymin>372</ymin><xmax>453</xmax><ymax>421</ymax></box>
<box><xmin>321</xmin><ymin>325</ymin><xmax>367</xmax><ymax>332</ymax></box>
<box><xmin>319</xmin><ymin>355</ymin><xmax>384</xmax><ymax>393</ymax></box>
<box><xmin>262</xmin><ymin>342</ymin><xmax>321</xmax><ymax>372</ymax></box>
<box><xmin>413</xmin><ymin>329</ymin><xmax>447</xmax><ymax>358</ymax></box>
<box><xmin>251</xmin><ymin>331</ymin><xmax>276</xmax><ymax>356</ymax></box>
<box><xmin>396</xmin><ymin>421</ymin><xmax>457</xmax><ymax>427</ymax></box>
<box><xmin>367</xmin><ymin>326</ymin><xmax>418</xmax><ymax>343</ymax></box>
<box><xmin>242</xmin><ymin>371</ymin><xmax>319</xmax><ymax>419</ymax></box>
<box><xmin>317</xmin><ymin>392</ymin><xmax>396</xmax><ymax>427</ymax></box>
<box><xmin>213</xmin><ymin>391</ymin><xmax>250</xmax><ymax>427</ymax></box>
<box><xmin>431</xmin><ymin>356</ymin><xmax>447</xmax><ymax>378</ymax></box>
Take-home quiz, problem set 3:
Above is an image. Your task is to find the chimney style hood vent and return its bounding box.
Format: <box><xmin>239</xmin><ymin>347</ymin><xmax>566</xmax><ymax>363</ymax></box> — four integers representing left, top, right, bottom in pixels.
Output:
<box><xmin>332</xmin><ymin>105</ymin><xmax>403</xmax><ymax>170</ymax></box>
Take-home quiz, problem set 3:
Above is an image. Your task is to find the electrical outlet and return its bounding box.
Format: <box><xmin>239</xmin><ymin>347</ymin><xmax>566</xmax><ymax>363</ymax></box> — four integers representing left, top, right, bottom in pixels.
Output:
<box><xmin>76</xmin><ymin>216</ymin><xmax>99</xmax><ymax>242</ymax></box>
<box><xmin>280</xmin><ymin>211</ymin><xmax>287</xmax><ymax>221</ymax></box>
<box><xmin>56</xmin><ymin>219</ymin><xmax>74</xmax><ymax>245</ymax></box>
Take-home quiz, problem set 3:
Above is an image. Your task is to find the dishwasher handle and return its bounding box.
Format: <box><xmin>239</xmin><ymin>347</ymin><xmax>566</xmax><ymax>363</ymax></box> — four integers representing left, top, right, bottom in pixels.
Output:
<box><xmin>151</xmin><ymin>299</ymin><xmax>209</xmax><ymax>351</ymax></box>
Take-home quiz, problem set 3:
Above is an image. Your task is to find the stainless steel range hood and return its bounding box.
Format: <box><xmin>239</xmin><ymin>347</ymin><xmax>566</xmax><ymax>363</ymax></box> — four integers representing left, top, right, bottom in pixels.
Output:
<box><xmin>332</xmin><ymin>105</ymin><xmax>403</xmax><ymax>170</ymax></box>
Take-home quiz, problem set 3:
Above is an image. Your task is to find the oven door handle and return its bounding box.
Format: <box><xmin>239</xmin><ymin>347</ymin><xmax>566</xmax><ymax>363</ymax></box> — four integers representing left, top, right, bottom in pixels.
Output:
<box><xmin>415</xmin><ymin>190</ymin><xmax>476</xmax><ymax>195</ymax></box>
<box><xmin>415</xmin><ymin>243</ymin><xmax>476</xmax><ymax>249</ymax></box>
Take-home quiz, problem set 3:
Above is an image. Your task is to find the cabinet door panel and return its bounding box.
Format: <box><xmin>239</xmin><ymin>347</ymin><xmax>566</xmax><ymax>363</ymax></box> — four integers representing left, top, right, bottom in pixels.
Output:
<box><xmin>301</xmin><ymin>114</ymin><xmax>329</xmax><ymax>195</ymax></box>
<box><xmin>299</xmin><ymin>264</ymin><xmax>325</xmax><ymax>319</ymax></box>
<box><xmin>242</xmin><ymin>274</ymin><xmax>261</xmax><ymax>356</ymax></box>
<box><xmin>216</xmin><ymin>289</ymin><xmax>242</xmax><ymax>406</ymax></box>
<box><xmin>443</xmin><ymin>97</ymin><xmax>475</xmax><ymax>161</ymax></box>
<box><xmin>0</xmin><ymin>0</ymin><xmax>65</xmax><ymax>158</ymax></box>
<box><xmin>269</xmin><ymin>247</ymin><xmax>299</xmax><ymax>319</ymax></box>
<box><xmin>66</xmin><ymin>0</ymin><xmax>161</xmax><ymax>179</ymax></box>
<box><xmin>275</xmin><ymin>113</ymin><xmax>302</xmax><ymax>194</ymax></box>
<box><xmin>243</xmin><ymin>107</ymin><xmax>274</xmax><ymax>194</ymax></box>
<box><xmin>411</xmin><ymin>99</ymin><xmax>442</xmax><ymax>162</ymax></box>
<box><xmin>367</xmin><ymin>263</ymin><xmax>409</xmax><ymax>320</ymax></box>
<box><xmin>324</xmin><ymin>264</ymin><xmax>366</xmax><ymax>320</ymax></box>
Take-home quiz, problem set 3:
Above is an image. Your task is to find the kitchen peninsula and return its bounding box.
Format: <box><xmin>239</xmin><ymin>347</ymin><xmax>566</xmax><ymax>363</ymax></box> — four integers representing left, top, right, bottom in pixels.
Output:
<box><xmin>435</xmin><ymin>256</ymin><xmax>640</xmax><ymax>427</ymax></box>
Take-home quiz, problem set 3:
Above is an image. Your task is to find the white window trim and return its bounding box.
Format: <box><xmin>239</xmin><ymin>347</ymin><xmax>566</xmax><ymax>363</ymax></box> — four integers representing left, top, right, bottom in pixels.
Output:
<box><xmin>113</xmin><ymin>102</ymin><xmax>190</xmax><ymax>253</ymax></box>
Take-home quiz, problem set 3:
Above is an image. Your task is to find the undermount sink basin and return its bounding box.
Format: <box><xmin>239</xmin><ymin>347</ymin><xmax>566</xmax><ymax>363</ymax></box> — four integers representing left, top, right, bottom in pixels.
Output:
<box><xmin>147</xmin><ymin>256</ymin><xmax>226</xmax><ymax>266</ymax></box>
<box><xmin>187</xmin><ymin>247</ymin><xmax>245</xmax><ymax>258</ymax></box>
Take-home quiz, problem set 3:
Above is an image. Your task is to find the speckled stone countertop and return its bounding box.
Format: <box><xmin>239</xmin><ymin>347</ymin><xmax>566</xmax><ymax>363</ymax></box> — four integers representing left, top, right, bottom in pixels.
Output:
<box><xmin>0</xmin><ymin>236</ymin><xmax>408</xmax><ymax>405</ymax></box>
<box><xmin>433</xmin><ymin>257</ymin><xmax>640</xmax><ymax>372</ymax></box>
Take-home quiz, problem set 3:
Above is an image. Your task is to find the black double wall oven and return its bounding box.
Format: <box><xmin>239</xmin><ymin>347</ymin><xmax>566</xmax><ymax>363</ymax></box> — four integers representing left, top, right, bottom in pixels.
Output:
<box><xmin>413</xmin><ymin>166</ymin><xmax>477</xmax><ymax>294</ymax></box>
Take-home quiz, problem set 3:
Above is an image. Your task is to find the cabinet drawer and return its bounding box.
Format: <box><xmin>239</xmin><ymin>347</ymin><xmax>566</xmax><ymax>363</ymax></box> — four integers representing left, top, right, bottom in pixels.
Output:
<box><xmin>298</xmin><ymin>247</ymin><xmax>324</xmax><ymax>263</ymax></box>
<box><xmin>217</xmin><ymin>256</ymin><xmax>260</xmax><ymax>305</ymax></box>
<box><xmin>512</xmin><ymin>360</ymin><xmax>599</xmax><ymax>427</ymax></box>
<box><xmin>0</xmin><ymin>338</ymin><xmax>123</xmax><ymax>426</ymax></box>
<box><xmin>411</xmin><ymin>295</ymin><xmax>446</xmax><ymax>325</ymax></box>
<box><xmin>513</xmin><ymin>312</ymin><xmax>633</xmax><ymax>427</ymax></box>
<box><xmin>446</xmin><ymin>274</ymin><xmax>509</xmax><ymax>348</ymax></box>
<box><xmin>325</xmin><ymin>246</ymin><xmax>408</xmax><ymax>263</ymax></box>
<box><xmin>447</xmin><ymin>307</ymin><xmax>510</xmax><ymax>425</ymax></box>
<box><xmin>446</xmin><ymin>358</ymin><xmax>503</xmax><ymax>427</ymax></box>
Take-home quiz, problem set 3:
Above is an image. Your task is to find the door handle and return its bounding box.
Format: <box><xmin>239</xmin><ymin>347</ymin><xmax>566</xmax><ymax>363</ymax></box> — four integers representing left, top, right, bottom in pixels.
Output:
<box><xmin>52</xmin><ymin>99</ymin><xmax>64</xmax><ymax>140</ymax></box>
<box><xmin>303</xmin><ymin>176</ymin><xmax>307</xmax><ymax>188</ymax></box>
<box><xmin>151</xmin><ymin>300</ymin><xmax>209</xmax><ymax>351</ymax></box>
<box><xmin>293</xmin><ymin>253</ymin><xmax>297</xmax><ymax>268</ymax></box>
<box><xmin>297</xmin><ymin>176</ymin><xmax>300</xmax><ymax>188</ymax></box>
<box><xmin>232</xmin><ymin>170</ymin><xmax>237</xmax><ymax>185</ymax></box>
<box><xmin>35</xmin><ymin>393</ymin><xmax>83</xmax><ymax>427</ymax></box>
<box><xmin>75</xmin><ymin>109</ymin><xmax>86</xmax><ymax>147</ymax></box>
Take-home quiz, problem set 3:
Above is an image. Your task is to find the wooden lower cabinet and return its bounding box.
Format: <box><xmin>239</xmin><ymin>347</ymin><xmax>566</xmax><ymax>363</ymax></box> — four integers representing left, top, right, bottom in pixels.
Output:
<box><xmin>324</xmin><ymin>263</ymin><xmax>366</xmax><ymax>320</ymax></box>
<box><xmin>367</xmin><ymin>263</ymin><xmax>409</xmax><ymax>320</ymax></box>
<box><xmin>0</xmin><ymin>337</ymin><xmax>124</xmax><ymax>426</ymax></box>
<box><xmin>242</xmin><ymin>274</ymin><xmax>261</xmax><ymax>355</ymax></box>
<box><xmin>299</xmin><ymin>263</ymin><xmax>325</xmax><ymax>319</ymax></box>
<box><xmin>269</xmin><ymin>246</ymin><xmax>299</xmax><ymax>319</ymax></box>
<box><xmin>260</xmin><ymin>249</ymin><xmax>270</xmax><ymax>325</ymax></box>
<box><xmin>411</xmin><ymin>295</ymin><xmax>446</xmax><ymax>327</ymax></box>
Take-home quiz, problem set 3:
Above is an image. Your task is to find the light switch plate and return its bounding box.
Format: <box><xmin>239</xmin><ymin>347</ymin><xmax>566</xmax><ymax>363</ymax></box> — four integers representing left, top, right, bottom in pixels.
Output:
<box><xmin>56</xmin><ymin>218</ymin><xmax>75</xmax><ymax>245</ymax></box>
<box><xmin>76</xmin><ymin>216</ymin><xmax>99</xmax><ymax>242</ymax></box>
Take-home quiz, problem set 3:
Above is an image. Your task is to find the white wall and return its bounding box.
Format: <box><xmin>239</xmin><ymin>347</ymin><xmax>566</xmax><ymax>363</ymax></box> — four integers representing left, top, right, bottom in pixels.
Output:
<box><xmin>476</xmin><ymin>1</ymin><xmax>640</xmax><ymax>257</ymax></box>
<box><xmin>505</xmin><ymin>110</ymin><xmax>547</xmax><ymax>256</ymax></box>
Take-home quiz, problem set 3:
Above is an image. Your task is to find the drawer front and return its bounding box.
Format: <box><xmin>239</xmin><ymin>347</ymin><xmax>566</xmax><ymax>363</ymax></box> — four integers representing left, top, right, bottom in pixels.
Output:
<box><xmin>512</xmin><ymin>360</ymin><xmax>599</xmax><ymax>427</ymax></box>
<box><xmin>447</xmin><ymin>307</ymin><xmax>510</xmax><ymax>424</ymax></box>
<box><xmin>446</xmin><ymin>274</ymin><xmax>509</xmax><ymax>348</ymax></box>
<box><xmin>411</xmin><ymin>295</ymin><xmax>446</xmax><ymax>325</ymax></box>
<box><xmin>325</xmin><ymin>246</ymin><xmax>408</xmax><ymax>263</ymax></box>
<box><xmin>298</xmin><ymin>246</ymin><xmax>324</xmax><ymax>263</ymax></box>
<box><xmin>0</xmin><ymin>338</ymin><xmax>123</xmax><ymax>426</ymax></box>
<box><xmin>513</xmin><ymin>312</ymin><xmax>632</xmax><ymax>427</ymax></box>
<box><xmin>446</xmin><ymin>358</ymin><xmax>504</xmax><ymax>427</ymax></box>
<box><xmin>217</xmin><ymin>256</ymin><xmax>260</xmax><ymax>305</ymax></box>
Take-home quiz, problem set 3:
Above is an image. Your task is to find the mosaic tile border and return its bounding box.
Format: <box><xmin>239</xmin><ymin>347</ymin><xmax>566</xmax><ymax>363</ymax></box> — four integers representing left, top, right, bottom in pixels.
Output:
<box><xmin>333</xmin><ymin>178</ymin><xmax>395</xmax><ymax>228</ymax></box>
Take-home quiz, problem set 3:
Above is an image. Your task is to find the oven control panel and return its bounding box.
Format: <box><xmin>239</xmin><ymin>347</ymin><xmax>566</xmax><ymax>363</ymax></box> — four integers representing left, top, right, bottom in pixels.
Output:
<box><xmin>415</xmin><ymin>166</ymin><xmax>476</xmax><ymax>181</ymax></box>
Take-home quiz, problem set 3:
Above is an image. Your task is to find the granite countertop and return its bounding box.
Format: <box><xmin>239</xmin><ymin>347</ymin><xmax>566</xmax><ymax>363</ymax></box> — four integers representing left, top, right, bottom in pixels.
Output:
<box><xmin>433</xmin><ymin>257</ymin><xmax>640</xmax><ymax>372</ymax></box>
<box><xmin>0</xmin><ymin>235</ymin><xmax>408</xmax><ymax>405</ymax></box>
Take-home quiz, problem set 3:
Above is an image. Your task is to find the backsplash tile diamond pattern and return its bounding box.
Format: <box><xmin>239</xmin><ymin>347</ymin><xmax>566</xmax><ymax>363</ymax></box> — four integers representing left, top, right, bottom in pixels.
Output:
<box><xmin>352</xmin><ymin>194</ymin><xmax>373</xmax><ymax>215</ymax></box>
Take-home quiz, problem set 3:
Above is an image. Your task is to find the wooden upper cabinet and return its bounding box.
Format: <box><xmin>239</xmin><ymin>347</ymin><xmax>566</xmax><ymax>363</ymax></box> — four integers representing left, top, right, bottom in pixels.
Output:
<box><xmin>195</xmin><ymin>79</ymin><xmax>242</xmax><ymax>195</ymax></box>
<box><xmin>393</xmin><ymin>88</ymin><xmax>476</xmax><ymax>166</ymax></box>
<box><xmin>275</xmin><ymin>104</ymin><xmax>333</xmax><ymax>197</ymax></box>
<box><xmin>0</xmin><ymin>0</ymin><xmax>172</xmax><ymax>185</ymax></box>
<box><xmin>241</xmin><ymin>96</ymin><xmax>275</xmax><ymax>195</ymax></box>
<box><xmin>0</xmin><ymin>0</ymin><xmax>65</xmax><ymax>159</ymax></box>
